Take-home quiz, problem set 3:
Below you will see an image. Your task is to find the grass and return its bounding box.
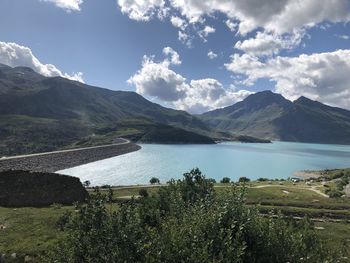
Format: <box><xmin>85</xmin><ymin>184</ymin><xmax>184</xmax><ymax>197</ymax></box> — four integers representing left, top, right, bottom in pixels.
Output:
<box><xmin>1</xmin><ymin>182</ymin><xmax>350</xmax><ymax>261</ymax></box>
<box><xmin>0</xmin><ymin>206</ymin><xmax>74</xmax><ymax>260</ymax></box>
<box><xmin>314</xmin><ymin>221</ymin><xmax>350</xmax><ymax>254</ymax></box>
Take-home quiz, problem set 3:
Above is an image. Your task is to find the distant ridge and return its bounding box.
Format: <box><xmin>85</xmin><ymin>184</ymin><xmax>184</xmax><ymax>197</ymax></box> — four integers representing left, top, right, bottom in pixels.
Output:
<box><xmin>200</xmin><ymin>91</ymin><xmax>350</xmax><ymax>145</ymax></box>
<box><xmin>0</xmin><ymin>64</ymin><xmax>214</xmax><ymax>155</ymax></box>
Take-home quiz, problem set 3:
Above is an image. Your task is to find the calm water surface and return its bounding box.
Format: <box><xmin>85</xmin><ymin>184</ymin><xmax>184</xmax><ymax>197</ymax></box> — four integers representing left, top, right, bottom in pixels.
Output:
<box><xmin>59</xmin><ymin>141</ymin><xmax>350</xmax><ymax>186</ymax></box>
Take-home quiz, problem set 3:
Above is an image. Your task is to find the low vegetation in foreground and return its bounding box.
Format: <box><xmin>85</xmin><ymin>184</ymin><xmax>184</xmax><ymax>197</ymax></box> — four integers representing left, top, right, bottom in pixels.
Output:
<box><xmin>1</xmin><ymin>169</ymin><xmax>350</xmax><ymax>262</ymax></box>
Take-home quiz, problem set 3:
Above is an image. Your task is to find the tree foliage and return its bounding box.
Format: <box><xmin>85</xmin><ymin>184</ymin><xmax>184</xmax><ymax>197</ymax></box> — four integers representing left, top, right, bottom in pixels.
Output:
<box><xmin>47</xmin><ymin>169</ymin><xmax>345</xmax><ymax>263</ymax></box>
<box><xmin>150</xmin><ymin>177</ymin><xmax>160</xmax><ymax>184</ymax></box>
<box><xmin>220</xmin><ymin>177</ymin><xmax>231</xmax><ymax>184</ymax></box>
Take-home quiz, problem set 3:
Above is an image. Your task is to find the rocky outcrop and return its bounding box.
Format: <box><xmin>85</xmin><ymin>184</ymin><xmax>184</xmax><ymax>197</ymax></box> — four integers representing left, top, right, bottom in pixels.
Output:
<box><xmin>0</xmin><ymin>170</ymin><xmax>88</xmax><ymax>207</ymax></box>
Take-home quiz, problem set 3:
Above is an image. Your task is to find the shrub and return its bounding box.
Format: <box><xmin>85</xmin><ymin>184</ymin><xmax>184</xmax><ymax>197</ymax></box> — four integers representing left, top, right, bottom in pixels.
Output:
<box><xmin>220</xmin><ymin>177</ymin><xmax>231</xmax><ymax>184</ymax></box>
<box><xmin>47</xmin><ymin>169</ymin><xmax>344</xmax><ymax>262</ymax></box>
<box><xmin>139</xmin><ymin>188</ymin><xmax>149</xmax><ymax>198</ymax></box>
<box><xmin>257</xmin><ymin>178</ymin><xmax>269</xmax><ymax>182</ymax></box>
<box><xmin>328</xmin><ymin>190</ymin><xmax>343</xmax><ymax>198</ymax></box>
<box><xmin>207</xmin><ymin>178</ymin><xmax>217</xmax><ymax>184</ymax></box>
<box><xmin>150</xmin><ymin>177</ymin><xmax>160</xmax><ymax>184</ymax></box>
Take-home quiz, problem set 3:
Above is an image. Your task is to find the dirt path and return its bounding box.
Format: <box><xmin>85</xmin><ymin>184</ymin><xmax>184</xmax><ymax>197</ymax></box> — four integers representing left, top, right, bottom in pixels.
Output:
<box><xmin>251</xmin><ymin>184</ymin><xmax>329</xmax><ymax>198</ymax></box>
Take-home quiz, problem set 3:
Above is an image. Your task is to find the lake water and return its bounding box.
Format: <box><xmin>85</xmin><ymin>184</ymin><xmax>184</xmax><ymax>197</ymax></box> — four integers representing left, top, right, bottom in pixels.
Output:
<box><xmin>58</xmin><ymin>141</ymin><xmax>350</xmax><ymax>186</ymax></box>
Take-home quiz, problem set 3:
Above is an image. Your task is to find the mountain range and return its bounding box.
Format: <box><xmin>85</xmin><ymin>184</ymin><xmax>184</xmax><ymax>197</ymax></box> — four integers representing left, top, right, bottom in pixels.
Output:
<box><xmin>1</xmin><ymin>63</ymin><xmax>350</xmax><ymax>155</ymax></box>
<box><xmin>0</xmin><ymin>63</ymin><xmax>216</xmax><ymax>155</ymax></box>
<box><xmin>199</xmin><ymin>90</ymin><xmax>350</xmax><ymax>144</ymax></box>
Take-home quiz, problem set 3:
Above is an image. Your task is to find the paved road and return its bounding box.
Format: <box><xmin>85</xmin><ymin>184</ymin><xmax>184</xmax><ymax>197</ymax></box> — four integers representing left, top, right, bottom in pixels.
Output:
<box><xmin>0</xmin><ymin>138</ymin><xmax>130</xmax><ymax>160</ymax></box>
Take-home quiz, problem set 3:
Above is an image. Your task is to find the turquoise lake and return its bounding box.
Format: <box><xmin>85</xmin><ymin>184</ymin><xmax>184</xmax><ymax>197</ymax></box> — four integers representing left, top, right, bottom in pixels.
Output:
<box><xmin>59</xmin><ymin>141</ymin><xmax>350</xmax><ymax>186</ymax></box>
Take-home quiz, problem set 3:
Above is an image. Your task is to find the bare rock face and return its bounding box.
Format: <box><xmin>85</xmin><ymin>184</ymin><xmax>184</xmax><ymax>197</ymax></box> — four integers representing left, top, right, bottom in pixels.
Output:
<box><xmin>0</xmin><ymin>170</ymin><xmax>88</xmax><ymax>207</ymax></box>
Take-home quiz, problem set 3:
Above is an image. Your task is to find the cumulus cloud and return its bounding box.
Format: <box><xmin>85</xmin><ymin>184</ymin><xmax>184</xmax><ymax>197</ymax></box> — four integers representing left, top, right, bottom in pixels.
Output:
<box><xmin>225</xmin><ymin>49</ymin><xmax>350</xmax><ymax>109</ymax></box>
<box><xmin>207</xmin><ymin>50</ymin><xmax>218</xmax><ymax>59</ymax></box>
<box><xmin>119</xmin><ymin>0</ymin><xmax>350</xmax><ymax>35</ymax></box>
<box><xmin>225</xmin><ymin>19</ymin><xmax>238</xmax><ymax>32</ymax></box>
<box><xmin>118</xmin><ymin>0</ymin><xmax>350</xmax><ymax>52</ymax></box>
<box><xmin>163</xmin><ymin>46</ymin><xmax>181</xmax><ymax>65</ymax></box>
<box><xmin>175</xmin><ymin>79</ymin><xmax>253</xmax><ymax>113</ymax></box>
<box><xmin>40</xmin><ymin>0</ymin><xmax>83</xmax><ymax>12</ymax></box>
<box><xmin>234</xmin><ymin>30</ymin><xmax>304</xmax><ymax>56</ymax></box>
<box><xmin>170</xmin><ymin>16</ymin><xmax>187</xmax><ymax>30</ymax></box>
<box><xmin>199</xmin><ymin>26</ymin><xmax>216</xmax><ymax>41</ymax></box>
<box><xmin>178</xmin><ymin>31</ymin><xmax>192</xmax><ymax>47</ymax></box>
<box><xmin>117</xmin><ymin>0</ymin><xmax>165</xmax><ymax>21</ymax></box>
<box><xmin>128</xmin><ymin>55</ymin><xmax>188</xmax><ymax>101</ymax></box>
<box><xmin>170</xmin><ymin>0</ymin><xmax>350</xmax><ymax>35</ymax></box>
<box><xmin>0</xmin><ymin>42</ymin><xmax>84</xmax><ymax>83</ymax></box>
<box><xmin>128</xmin><ymin>48</ymin><xmax>252</xmax><ymax>113</ymax></box>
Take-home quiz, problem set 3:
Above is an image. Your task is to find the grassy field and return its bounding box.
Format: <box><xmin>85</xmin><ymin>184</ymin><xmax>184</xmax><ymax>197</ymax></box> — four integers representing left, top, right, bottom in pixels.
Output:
<box><xmin>0</xmin><ymin>182</ymin><xmax>349</xmax><ymax>261</ymax></box>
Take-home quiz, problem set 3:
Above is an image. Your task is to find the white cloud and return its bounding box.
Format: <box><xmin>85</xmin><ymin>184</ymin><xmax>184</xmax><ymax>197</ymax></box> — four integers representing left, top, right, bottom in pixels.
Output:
<box><xmin>128</xmin><ymin>55</ymin><xmax>188</xmax><ymax>101</ymax></box>
<box><xmin>40</xmin><ymin>0</ymin><xmax>83</xmax><ymax>12</ymax></box>
<box><xmin>128</xmin><ymin>48</ymin><xmax>252</xmax><ymax>113</ymax></box>
<box><xmin>178</xmin><ymin>31</ymin><xmax>192</xmax><ymax>47</ymax></box>
<box><xmin>175</xmin><ymin>79</ymin><xmax>253</xmax><ymax>113</ymax></box>
<box><xmin>170</xmin><ymin>16</ymin><xmax>187</xmax><ymax>30</ymax></box>
<box><xmin>0</xmin><ymin>42</ymin><xmax>84</xmax><ymax>83</ymax></box>
<box><xmin>225</xmin><ymin>49</ymin><xmax>350</xmax><ymax>109</ymax></box>
<box><xmin>335</xmin><ymin>34</ymin><xmax>350</xmax><ymax>40</ymax></box>
<box><xmin>169</xmin><ymin>0</ymin><xmax>350</xmax><ymax>35</ymax></box>
<box><xmin>234</xmin><ymin>30</ymin><xmax>304</xmax><ymax>56</ymax></box>
<box><xmin>117</xmin><ymin>0</ymin><xmax>165</xmax><ymax>21</ymax></box>
<box><xmin>225</xmin><ymin>19</ymin><xmax>238</xmax><ymax>32</ymax></box>
<box><xmin>199</xmin><ymin>25</ymin><xmax>216</xmax><ymax>41</ymax></box>
<box><xmin>163</xmin><ymin>46</ymin><xmax>181</xmax><ymax>65</ymax></box>
<box><xmin>118</xmin><ymin>0</ymin><xmax>350</xmax><ymax>38</ymax></box>
<box><xmin>207</xmin><ymin>50</ymin><xmax>218</xmax><ymax>59</ymax></box>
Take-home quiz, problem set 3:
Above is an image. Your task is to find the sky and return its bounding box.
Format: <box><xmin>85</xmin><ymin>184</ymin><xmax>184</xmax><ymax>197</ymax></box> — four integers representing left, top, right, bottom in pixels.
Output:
<box><xmin>0</xmin><ymin>0</ymin><xmax>350</xmax><ymax>113</ymax></box>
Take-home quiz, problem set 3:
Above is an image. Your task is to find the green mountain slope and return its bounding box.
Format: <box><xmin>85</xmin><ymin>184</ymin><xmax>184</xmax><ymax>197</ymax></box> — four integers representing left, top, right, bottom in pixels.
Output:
<box><xmin>0</xmin><ymin>65</ymin><xmax>213</xmax><ymax>155</ymax></box>
<box><xmin>200</xmin><ymin>91</ymin><xmax>350</xmax><ymax>144</ymax></box>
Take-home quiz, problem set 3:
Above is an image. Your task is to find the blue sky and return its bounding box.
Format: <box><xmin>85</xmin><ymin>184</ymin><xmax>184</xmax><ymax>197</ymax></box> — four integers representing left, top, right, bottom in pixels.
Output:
<box><xmin>0</xmin><ymin>0</ymin><xmax>350</xmax><ymax>113</ymax></box>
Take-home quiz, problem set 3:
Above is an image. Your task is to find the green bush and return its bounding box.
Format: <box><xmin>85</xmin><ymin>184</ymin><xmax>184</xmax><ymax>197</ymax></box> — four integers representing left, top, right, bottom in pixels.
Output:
<box><xmin>139</xmin><ymin>188</ymin><xmax>149</xmax><ymax>198</ymax></box>
<box><xmin>220</xmin><ymin>177</ymin><xmax>231</xmax><ymax>184</ymax></box>
<box><xmin>328</xmin><ymin>190</ymin><xmax>343</xmax><ymax>198</ymax></box>
<box><xmin>257</xmin><ymin>178</ymin><xmax>269</xmax><ymax>182</ymax></box>
<box><xmin>47</xmin><ymin>169</ymin><xmax>344</xmax><ymax>263</ymax></box>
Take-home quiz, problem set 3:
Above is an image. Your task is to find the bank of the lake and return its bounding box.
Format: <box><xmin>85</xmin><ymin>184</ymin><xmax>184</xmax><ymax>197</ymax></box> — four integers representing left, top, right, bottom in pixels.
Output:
<box><xmin>59</xmin><ymin>141</ymin><xmax>350</xmax><ymax>186</ymax></box>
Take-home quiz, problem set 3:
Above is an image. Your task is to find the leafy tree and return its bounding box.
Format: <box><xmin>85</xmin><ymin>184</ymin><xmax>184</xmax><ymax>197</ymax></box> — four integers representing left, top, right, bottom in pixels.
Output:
<box><xmin>83</xmin><ymin>180</ymin><xmax>91</xmax><ymax>188</ymax></box>
<box><xmin>150</xmin><ymin>177</ymin><xmax>160</xmax><ymax>184</ymax></box>
<box><xmin>239</xmin><ymin>176</ymin><xmax>251</xmax><ymax>183</ymax></box>
<box><xmin>220</xmin><ymin>177</ymin><xmax>231</xmax><ymax>184</ymax></box>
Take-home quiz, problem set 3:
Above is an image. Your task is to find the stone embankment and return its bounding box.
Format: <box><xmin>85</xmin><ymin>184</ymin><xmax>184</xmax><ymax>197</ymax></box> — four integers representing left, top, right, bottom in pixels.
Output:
<box><xmin>0</xmin><ymin>139</ymin><xmax>141</xmax><ymax>173</ymax></box>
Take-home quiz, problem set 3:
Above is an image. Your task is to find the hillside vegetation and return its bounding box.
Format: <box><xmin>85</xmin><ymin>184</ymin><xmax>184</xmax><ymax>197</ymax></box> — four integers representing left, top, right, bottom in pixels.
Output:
<box><xmin>0</xmin><ymin>64</ymin><xmax>214</xmax><ymax>155</ymax></box>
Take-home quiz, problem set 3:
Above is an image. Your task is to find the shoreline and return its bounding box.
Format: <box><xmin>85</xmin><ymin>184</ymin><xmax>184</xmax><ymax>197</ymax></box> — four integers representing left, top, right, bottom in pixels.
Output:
<box><xmin>294</xmin><ymin>171</ymin><xmax>323</xmax><ymax>179</ymax></box>
<box><xmin>0</xmin><ymin>139</ymin><xmax>141</xmax><ymax>173</ymax></box>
